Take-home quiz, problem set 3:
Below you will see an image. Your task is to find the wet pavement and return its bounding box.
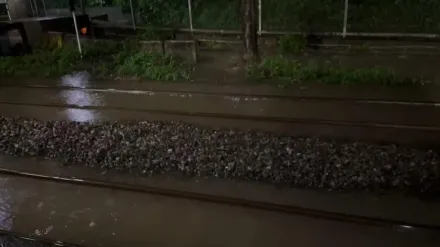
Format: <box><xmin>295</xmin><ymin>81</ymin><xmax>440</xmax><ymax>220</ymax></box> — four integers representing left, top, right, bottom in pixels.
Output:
<box><xmin>0</xmin><ymin>174</ymin><xmax>439</xmax><ymax>247</ymax></box>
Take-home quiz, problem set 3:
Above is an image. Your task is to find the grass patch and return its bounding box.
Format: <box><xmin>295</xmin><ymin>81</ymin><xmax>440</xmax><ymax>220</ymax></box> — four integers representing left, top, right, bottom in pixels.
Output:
<box><xmin>0</xmin><ymin>46</ymin><xmax>80</xmax><ymax>77</ymax></box>
<box><xmin>117</xmin><ymin>52</ymin><xmax>189</xmax><ymax>81</ymax></box>
<box><xmin>136</xmin><ymin>29</ymin><xmax>177</xmax><ymax>40</ymax></box>
<box><xmin>0</xmin><ymin>40</ymin><xmax>190</xmax><ymax>81</ymax></box>
<box><xmin>248</xmin><ymin>56</ymin><xmax>423</xmax><ymax>86</ymax></box>
<box><xmin>348</xmin><ymin>43</ymin><xmax>370</xmax><ymax>53</ymax></box>
<box><xmin>277</xmin><ymin>34</ymin><xmax>307</xmax><ymax>54</ymax></box>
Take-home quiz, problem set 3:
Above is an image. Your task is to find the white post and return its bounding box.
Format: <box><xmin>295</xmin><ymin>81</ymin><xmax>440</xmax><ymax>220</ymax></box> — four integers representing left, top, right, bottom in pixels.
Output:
<box><xmin>72</xmin><ymin>10</ymin><xmax>83</xmax><ymax>56</ymax></box>
<box><xmin>343</xmin><ymin>0</ymin><xmax>348</xmax><ymax>38</ymax></box>
<box><xmin>258</xmin><ymin>0</ymin><xmax>262</xmax><ymax>35</ymax></box>
<box><xmin>29</xmin><ymin>0</ymin><xmax>35</xmax><ymax>16</ymax></box>
<box><xmin>187</xmin><ymin>0</ymin><xmax>193</xmax><ymax>32</ymax></box>
<box><xmin>5</xmin><ymin>2</ymin><xmax>11</xmax><ymax>20</ymax></box>
<box><xmin>32</xmin><ymin>0</ymin><xmax>38</xmax><ymax>16</ymax></box>
<box><xmin>129</xmin><ymin>0</ymin><xmax>136</xmax><ymax>31</ymax></box>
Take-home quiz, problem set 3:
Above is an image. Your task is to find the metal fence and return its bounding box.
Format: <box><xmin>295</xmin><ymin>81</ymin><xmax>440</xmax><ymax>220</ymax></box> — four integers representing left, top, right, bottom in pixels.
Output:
<box><xmin>24</xmin><ymin>0</ymin><xmax>440</xmax><ymax>39</ymax></box>
<box><xmin>28</xmin><ymin>0</ymin><xmax>49</xmax><ymax>17</ymax></box>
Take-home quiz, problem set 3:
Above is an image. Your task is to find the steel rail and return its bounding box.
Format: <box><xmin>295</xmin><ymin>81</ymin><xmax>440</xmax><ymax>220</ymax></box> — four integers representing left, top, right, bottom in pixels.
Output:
<box><xmin>0</xmin><ymin>101</ymin><xmax>439</xmax><ymax>131</ymax></box>
<box><xmin>0</xmin><ymin>229</ymin><xmax>83</xmax><ymax>247</ymax></box>
<box><xmin>1</xmin><ymin>84</ymin><xmax>440</xmax><ymax>105</ymax></box>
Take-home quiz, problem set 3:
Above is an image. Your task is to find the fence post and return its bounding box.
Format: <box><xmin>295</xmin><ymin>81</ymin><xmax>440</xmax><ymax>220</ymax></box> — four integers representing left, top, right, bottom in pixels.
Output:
<box><xmin>4</xmin><ymin>2</ymin><xmax>11</xmax><ymax>20</ymax></box>
<box><xmin>32</xmin><ymin>0</ymin><xmax>38</xmax><ymax>16</ymax></box>
<box><xmin>41</xmin><ymin>0</ymin><xmax>47</xmax><ymax>16</ymax></box>
<box><xmin>258</xmin><ymin>0</ymin><xmax>261</xmax><ymax>35</ymax></box>
<box><xmin>129</xmin><ymin>0</ymin><xmax>136</xmax><ymax>31</ymax></box>
<box><xmin>70</xmin><ymin>0</ymin><xmax>83</xmax><ymax>56</ymax></box>
<box><xmin>187</xmin><ymin>0</ymin><xmax>194</xmax><ymax>32</ymax></box>
<box><xmin>28</xmin><ymin>0</ymin><xmax>35</xmax><ymax>16</ymax></box>
<box><xmin>187</xmin><ymin>0</ymin><xmax>198</xmax><ymax>62</ymax></box>
<box><xmin>343</xmin><ymin>0</ymin><xmax>348</xmax><ymax>37</ymax></box>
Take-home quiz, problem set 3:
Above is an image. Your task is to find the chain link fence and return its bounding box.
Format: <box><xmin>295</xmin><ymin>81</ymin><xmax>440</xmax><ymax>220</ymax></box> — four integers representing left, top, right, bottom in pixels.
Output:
<box><xmin>25</xmin><ymin>0</ymin><xmax>440</xmax><ymax>38</ymax></box>
<box><xmin>261</xmin><ymin>0</ymin><xmax>440</xmax><ymax>38</ymax></box>
<box><xmin>347</xmin><ymin>0</ymin><xmax>440</xmax><ymax>33</ymax></box>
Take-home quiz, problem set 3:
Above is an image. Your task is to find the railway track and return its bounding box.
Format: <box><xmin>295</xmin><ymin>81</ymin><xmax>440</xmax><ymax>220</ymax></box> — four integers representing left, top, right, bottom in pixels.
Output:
<box><xmin>1</xmin><ymin>168</ymin><xmax>439</xmax><ymax>247</ymax></box>
<box><xmin>0</xmin><ymin>84</ymin><xmax>366</xmax><ymax>103</ymax></box>
<box><xmin>1</xmin><ymin>84</ymin><xmax>440</xmax><ymax>147</ymax></box>
<box><xmin>3</xmin><ymin>76</ymin><xmax>440</xmax><ymax>104</ymax></box>
<box><xmin>1</xmin><ymin>83</ymin><xmax>440</xmax><ymax>104</ymax></box>
<box><xmin>0</xmin><ymin>83</ymin><xmax>439</xmax><ymax>246</ymax></box>
<box><xmin>0</xmin><ymin>230</ymin><xmax>81</xmax><ymax>247</ymax></box>
<box><xmin>0</xmin><ymin>166</ymin><xmax>439</xmax><ymax>234</ymax></box>
<box><xmin>1</xmin><ymin>101</ymin><xmax>440</xmax><ymax>132</ymax></box>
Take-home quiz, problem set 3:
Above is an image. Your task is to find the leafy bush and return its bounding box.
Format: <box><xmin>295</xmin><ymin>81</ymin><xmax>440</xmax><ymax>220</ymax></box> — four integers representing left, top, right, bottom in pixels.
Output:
<box><xmin>117</xmin><ymin>52</ymin><xmax>189</xmax><ymax>80</ymax></box>
<box><xmin>277</xmin><ymin>35</ymin><xmax>307</xmax><ymax>54</ymax></box>
<box><xmin>0</xmin><ymin>41</ymin><xmax>189</xmax><ymax>81</ymax></box>
<box><xmin>0</xmin><ymin>46</ymin><xmax>80</xmax><ymax>76</ymax></box>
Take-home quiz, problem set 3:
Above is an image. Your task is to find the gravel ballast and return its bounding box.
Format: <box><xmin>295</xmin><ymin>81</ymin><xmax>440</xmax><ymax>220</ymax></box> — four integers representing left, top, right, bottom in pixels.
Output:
<box><xmin>0</xmin><ymin>235</ymin><xmax>51</xmax><ymax>247</ymax></box>
<box><xmin>0</xmin><ymin>116</ymin><xmax>439</xmax><ymax>194</ymax></box>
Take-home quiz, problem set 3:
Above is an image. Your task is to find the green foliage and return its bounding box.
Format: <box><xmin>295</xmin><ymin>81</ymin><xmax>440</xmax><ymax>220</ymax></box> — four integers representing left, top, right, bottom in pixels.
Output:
<box><xmin>348</xmin><ymin>0</ymin><xmax>440</xmax><ymax>32</ymax></box>
<box><xmin>0</xmin><ymin>46</ymin><xmax>80</xmax><ymax>76</ymax></box>
<box><xmin>191</xmin><ymin>0</ymin><xmax>240</xmax><ymax>29</ymax></box>
<box><xmin>136</xmin><ymin>29</ymin><xmax>176</xmax><ymax>40</ymax></box>
<box><xmin>277</xmin><ymin>35</ymin><xmax>307</xmax><ymax>54</ymax></box>
<box><xmin>248</xmin><ymin>56</ymin><xmax>421</xmax><ymax>86</ymax></box>
<box><xmin>117</xmin><ymin>53</ymin><xmax>189</xmax><ymax>80</ymax></box>
<box><xmin>0</xmin><ymin>41</ymin><xmax>189</xmax><ymax>81</ymax></box>
<box><xmin>130</xmin><ymin>0</ymin><xmax>190</xmax><ymax>27</ymax></box>
<box><xmin>262</xmin><ymin>0</ymin><xmax>343</xmax><ymax>31</ymax></box>
<box><xmin>137</xmin><ymin>30</ymin><xmax>162</xmax><ymax>40</ymax></box>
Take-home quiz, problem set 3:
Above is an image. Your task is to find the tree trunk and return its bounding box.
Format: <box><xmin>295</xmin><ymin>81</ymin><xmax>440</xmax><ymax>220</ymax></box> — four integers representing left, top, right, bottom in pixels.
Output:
<box><xmin>241</xmin><ymin>0</ymin><xmax>260</xmax><ymax>65</ymax></box>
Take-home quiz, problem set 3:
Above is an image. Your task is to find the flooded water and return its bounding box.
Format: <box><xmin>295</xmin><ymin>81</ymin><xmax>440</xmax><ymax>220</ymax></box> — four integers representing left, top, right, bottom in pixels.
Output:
<box><xmin>1</xmin><ymin>65</ymin><xmax>440</xmax><ymax>246</ymax></box>
<box><xmin>0</xmin><ymin>174</ymin><xmax>439</xmax><ymax>247</ymax></box>
<box><xmin>2</xmin><ymin>86</ymin><xmax>440</xmax><ymax>127</ymax></box>
<box><xmin>1</xmin><ymin>72</ymin><xmax>440</xmax><ymax>146</ymax></box>
<box><xmin>1</xmin><ymin>72</ymin><xmax>440</xmax><ymax>127</ymax></box>
<box><xmin>1</xmin><ymin>155</ymin><xmax>440</xmax><ymax>228</ymax></box>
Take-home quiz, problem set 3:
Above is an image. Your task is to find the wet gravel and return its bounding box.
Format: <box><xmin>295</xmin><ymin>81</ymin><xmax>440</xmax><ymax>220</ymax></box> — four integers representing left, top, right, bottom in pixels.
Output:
<box><xmin>0</xmin><ymin>116</ymin><xmax>439</xmax><ymax>194</ymax></box>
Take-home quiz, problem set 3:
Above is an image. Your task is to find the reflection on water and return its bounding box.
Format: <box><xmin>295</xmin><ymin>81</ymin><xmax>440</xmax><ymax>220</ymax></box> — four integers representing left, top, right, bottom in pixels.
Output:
<box><xmin>0</xmin><ymin>177</ymin><xmax>13</xmax><ymax>231</ymax></box>
<box><xmin>60</xmin><ymin>72</ymin><xmax>91</xmax><ymax>88</ymax></box>
<box><xmin>59</xmin><ymin>72</ymin><xmax>102</xmax><ymax>122</ymax></box>
<box><xmin>59</xmin><ymin>90</ymin><xmax>103</xmax><ymax>107</ymax></box>
<box><xmin>62</xmin><ymin>109</ymin><xmax>100</xmax><ymax>122</ymax></box>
